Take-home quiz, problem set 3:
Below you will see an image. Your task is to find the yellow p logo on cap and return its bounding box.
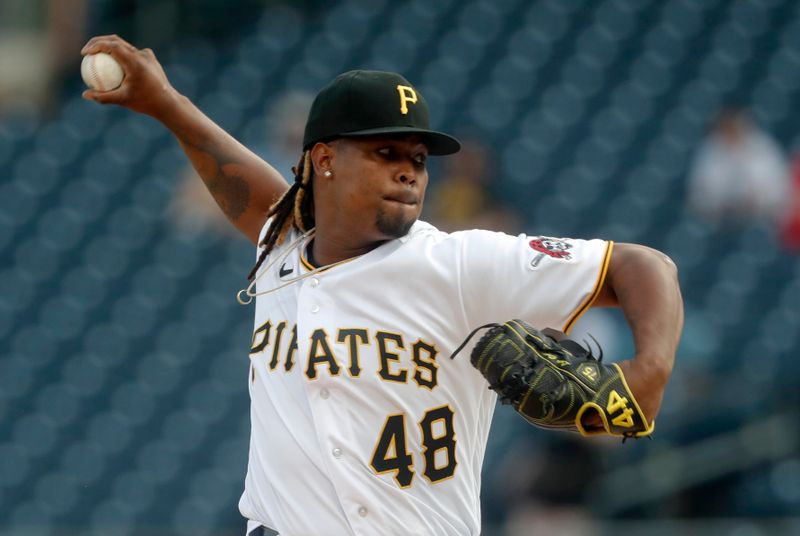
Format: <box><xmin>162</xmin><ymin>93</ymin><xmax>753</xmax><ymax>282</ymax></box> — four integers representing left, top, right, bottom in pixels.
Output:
<box><xmin>396</xmin><ymin>85</ymin><xmax>417</xmax><ymax>115</ymax></box>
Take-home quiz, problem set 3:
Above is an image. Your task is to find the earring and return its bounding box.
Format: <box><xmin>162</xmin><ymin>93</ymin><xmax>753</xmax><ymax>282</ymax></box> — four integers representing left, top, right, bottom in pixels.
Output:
<box><xmin>324</xmin><ymin>170</ymin><xmax>332</xmax><ymax>177</ymax></box>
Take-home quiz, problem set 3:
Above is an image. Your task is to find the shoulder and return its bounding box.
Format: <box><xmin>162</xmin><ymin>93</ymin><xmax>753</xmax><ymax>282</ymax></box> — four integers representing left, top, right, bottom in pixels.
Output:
<box><xmin>402</xmin><ymin>220</ymin><xmax>515</xmax><ymax>246</ymax></box>
<box><xmin>256</xmin><ymin>217</ymin><xmax>302</xmax><ymax>256</ymax></box>
<box><xmin>396</xmin><ymin>220</ymin><xmax>528</xmax><ymax>265</ymax></box>
<box><xmin>399</xmin><ymin>220</ymin><xmax>444</xmax><ymax>242</ymax></box>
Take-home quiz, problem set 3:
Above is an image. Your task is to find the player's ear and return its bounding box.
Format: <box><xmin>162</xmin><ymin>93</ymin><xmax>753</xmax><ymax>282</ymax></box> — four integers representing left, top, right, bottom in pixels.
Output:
<box><xmin>310</xmin><ymin>142</ymin><xmax>336</xmax><ymax>179</ymax></box>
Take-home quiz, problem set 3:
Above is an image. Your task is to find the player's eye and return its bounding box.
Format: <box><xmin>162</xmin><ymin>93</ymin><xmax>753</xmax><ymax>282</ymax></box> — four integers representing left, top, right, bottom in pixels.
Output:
<box><xmin>414</xmin><ymin>153</ymin><xmax>427</xmax><ymax>166</ymax></box>
<box><xmin>378</xmin><ymin>147</ymin><xmax>393</xmax><ymax>157</ymax></box>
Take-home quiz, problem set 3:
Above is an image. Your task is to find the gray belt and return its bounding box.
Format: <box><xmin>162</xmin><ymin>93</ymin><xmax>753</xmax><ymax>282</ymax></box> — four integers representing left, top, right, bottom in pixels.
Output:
<box><xmin>248</xmin><ymin>526</ymin><xmax>279</xmax><ymax>536</ymax></box>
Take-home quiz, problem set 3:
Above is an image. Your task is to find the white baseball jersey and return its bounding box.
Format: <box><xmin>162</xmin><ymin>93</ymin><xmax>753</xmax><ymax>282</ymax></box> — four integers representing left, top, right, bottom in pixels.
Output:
<box><xmin>238</xmin><ymin>220</ymin><xmax>612</xmax><ymax>535</ymax></box>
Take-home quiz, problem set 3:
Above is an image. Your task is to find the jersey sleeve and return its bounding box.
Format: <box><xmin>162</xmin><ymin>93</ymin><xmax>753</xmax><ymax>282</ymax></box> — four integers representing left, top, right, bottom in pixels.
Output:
<box><xmin>457</xmin><ymin>230</ymin><xmax>613</xmax><ymax>333</ymax></box>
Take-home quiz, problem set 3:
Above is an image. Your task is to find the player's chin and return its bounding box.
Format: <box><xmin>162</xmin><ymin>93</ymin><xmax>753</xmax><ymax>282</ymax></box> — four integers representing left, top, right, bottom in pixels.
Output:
<box><xmin>375</xmin><ymin>205</ymin><xmax>417</xmax><ymax>239</ymax></box>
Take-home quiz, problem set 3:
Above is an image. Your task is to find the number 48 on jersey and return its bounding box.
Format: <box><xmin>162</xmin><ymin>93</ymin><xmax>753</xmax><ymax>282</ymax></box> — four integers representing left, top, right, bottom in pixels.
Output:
<box><xmin>370</xmin><ymin>405</ymin><xmax>457</xmax><ymax>487</ymax></box>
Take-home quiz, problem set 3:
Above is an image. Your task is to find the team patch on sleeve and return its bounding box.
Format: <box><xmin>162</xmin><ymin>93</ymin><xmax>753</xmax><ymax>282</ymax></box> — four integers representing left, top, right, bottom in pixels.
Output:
<box><xmin>527</xmin><ymin>237</ymin><xmax>574</xmax><ymax>269</ymax></box>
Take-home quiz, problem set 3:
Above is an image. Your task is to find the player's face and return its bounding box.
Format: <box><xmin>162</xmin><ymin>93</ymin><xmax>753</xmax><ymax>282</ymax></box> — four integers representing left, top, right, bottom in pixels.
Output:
<box><xmin>330</xmin><ymin>135</ymin><xmax>429</xmax><ymax>240</ymax></box>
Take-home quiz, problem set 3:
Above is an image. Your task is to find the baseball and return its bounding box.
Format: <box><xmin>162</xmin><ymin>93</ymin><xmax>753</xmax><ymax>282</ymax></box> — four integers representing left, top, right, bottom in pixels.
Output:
<box><xmin>81</xmin><ymin>53</ymin><xmax>125</xmax><ymax>92</ymax></box>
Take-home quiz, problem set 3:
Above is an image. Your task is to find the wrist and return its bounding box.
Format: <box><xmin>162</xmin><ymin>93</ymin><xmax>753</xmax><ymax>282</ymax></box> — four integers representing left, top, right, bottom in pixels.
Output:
<box><xmin>149</xmin><ymin>87</ymin><xmax>185</xmax><ymax>123</ymax></box>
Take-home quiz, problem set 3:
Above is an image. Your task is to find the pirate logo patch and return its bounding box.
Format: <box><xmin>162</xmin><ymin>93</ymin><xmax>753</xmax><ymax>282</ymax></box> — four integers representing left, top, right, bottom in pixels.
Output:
<box><xmin>529</xmin><ymin>237</ymin><xmax>573</xmax><ymax>268</ymax></box>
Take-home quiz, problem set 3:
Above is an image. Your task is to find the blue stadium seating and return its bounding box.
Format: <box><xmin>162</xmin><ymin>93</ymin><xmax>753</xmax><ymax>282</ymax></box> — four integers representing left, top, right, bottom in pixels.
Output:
<box><xmin>2</xmin><ymin>0</ymin><xmax>799</xmax><ymax>533</ymax></box>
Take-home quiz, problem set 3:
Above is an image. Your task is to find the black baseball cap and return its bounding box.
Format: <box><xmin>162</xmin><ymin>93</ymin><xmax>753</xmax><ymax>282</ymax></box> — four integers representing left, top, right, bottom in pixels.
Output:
<box><xmin>302</xmin><ymin>70</ymin><xmax>461</xmax><ymax>155</ymax></box>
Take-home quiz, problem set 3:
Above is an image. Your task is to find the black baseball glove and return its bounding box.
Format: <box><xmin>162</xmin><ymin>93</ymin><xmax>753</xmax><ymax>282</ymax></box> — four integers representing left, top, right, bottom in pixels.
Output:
<box><xmin>452</xmin><ymin>319</ymin><xmax>653</xmax><ymax>439</ymax></box>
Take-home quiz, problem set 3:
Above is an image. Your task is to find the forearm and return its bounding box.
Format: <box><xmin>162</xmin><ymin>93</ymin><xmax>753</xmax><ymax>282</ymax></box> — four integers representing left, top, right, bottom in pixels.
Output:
<box><xmin>80</xmin><ymin>35</ymin><xmax>289</xmax><ymax>245</ymax></box>
<box><xmin>606</xmin><ymin>244</ymin><xmax>684</xmax><ymax>381</ymax></box>
<box><xmin>156</xmin><ymin>92</ymin><xmax>287</xmax><ymax>243</ymax></box>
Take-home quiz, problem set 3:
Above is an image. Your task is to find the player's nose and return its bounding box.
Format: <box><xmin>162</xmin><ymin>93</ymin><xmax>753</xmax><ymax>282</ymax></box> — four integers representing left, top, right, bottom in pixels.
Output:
<box><xmin>394</xmin><ymin>158</ymin><xmax>419</xmax><ymax>186</ymax></box>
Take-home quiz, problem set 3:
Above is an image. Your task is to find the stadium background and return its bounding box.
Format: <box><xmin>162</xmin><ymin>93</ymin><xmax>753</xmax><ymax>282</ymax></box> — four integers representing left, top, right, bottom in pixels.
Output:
<box><xmin>1</xmin><ymin>0</ymin><xmax>799</xmax><ymax>534</ymax></box>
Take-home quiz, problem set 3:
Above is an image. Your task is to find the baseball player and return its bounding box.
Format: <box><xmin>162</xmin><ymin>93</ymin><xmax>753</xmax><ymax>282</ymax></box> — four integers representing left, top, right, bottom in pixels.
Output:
<box><xmin>82</xmin><ymin>36</ymin><xmax>683</xmax><ymax>535</ymax></box>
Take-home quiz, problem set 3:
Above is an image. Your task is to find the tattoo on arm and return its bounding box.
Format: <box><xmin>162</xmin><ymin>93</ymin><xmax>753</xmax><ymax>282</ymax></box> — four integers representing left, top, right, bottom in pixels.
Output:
<box><xmin>180</xmin><ymin>137</ymin><xmax>254</xmax><ymax>223</ymax></box>
<box><xmin>207</xmin><ymin>171</ymin><xmax>250</xmax><ymax>221</ymax></box>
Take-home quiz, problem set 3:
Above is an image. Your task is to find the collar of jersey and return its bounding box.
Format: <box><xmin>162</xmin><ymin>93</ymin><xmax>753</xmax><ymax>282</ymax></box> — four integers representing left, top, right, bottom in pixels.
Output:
<box><xmin>298</xmin><ymin>236</ymin><xmax>359</xmax><ymax>273</ymax></box>
<box><xmin>297</xmin><ymin>220</ymin><xmax>434</xmax><ymax>273</ymax></box>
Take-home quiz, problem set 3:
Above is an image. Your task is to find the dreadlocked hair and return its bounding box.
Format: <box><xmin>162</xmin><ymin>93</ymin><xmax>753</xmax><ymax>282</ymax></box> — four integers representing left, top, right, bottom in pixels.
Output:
<box><xmin>247</xmin><ymin>151</ymin><xmax>316</xmax><ymax>280</ymax></box>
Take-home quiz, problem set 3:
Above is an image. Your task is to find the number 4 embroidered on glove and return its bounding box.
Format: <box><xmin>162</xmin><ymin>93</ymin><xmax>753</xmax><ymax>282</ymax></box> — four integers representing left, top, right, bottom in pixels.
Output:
<box><xmin>606</xmin><ymin>390</ymin><xmax>635</xmax><ymax>428</ymax></box>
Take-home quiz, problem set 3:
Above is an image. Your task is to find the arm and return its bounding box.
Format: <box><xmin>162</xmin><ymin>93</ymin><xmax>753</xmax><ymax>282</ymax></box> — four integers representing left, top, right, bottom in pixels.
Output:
<box><xmin>81</xmin><ymin>35</ymin><xmax>289</xmax><ymax>244</ymax></box>
<box><xmin>592</xmin><ymin>243</ymin><xmax>684</xmax><ymax>424</ymax></box>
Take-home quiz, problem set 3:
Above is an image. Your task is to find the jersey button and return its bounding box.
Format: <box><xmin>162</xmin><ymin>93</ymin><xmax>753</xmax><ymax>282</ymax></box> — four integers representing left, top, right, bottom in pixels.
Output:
<box><xmin>320</xmin><ymin>389</ymin><xmax>330</xmax><ymax>399</ymax></box>
<box><xmin>358</xmin><ymin>506</ymin><xmax>368</xmax><ymax>517</ymax></box>
<box><xmin>311</xmin><ymin>277</ymin><xmax>319</xmax><ymax>287</ymax></box>
<box><xmin>332</xmin><ymin>447</ymin><xmax>342</xmax><ymax>458</ymax></box>
<box><xmin>311</xmin><ymin>305</ymin><xmax>320</xmax><ymax>313</ymax></box>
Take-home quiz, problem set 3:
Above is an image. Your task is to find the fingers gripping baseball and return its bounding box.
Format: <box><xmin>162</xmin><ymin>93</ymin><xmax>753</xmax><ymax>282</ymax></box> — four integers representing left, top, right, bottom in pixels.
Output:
<box><xmin>81</xmin><ymin>35</ymin><xmax>176</xmax><ymax>118</ymax></box>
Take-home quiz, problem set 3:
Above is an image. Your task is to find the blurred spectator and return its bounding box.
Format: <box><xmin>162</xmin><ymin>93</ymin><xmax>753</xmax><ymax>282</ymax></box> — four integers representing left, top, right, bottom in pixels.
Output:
<box><xmin>686</xmin><ymin>107</ymin><xmax>790</xmax><ymax>226</ymax></box>
<box><xmin>779</xmin><ymin>150</ymin><xmax>800</xmax><ymax>251</ymax></box>
<box><xmin>48</xmin><ymin>0</ymin><xmax>88</xmax><ymax>87</ymax></box>
<box><xmin>169</xmin><ymin>90</ymin><xmax>312</xmax><ymax>235</ymax></box>
<box><xmin>425</xmin><ymin>138</ymin><xmax>521</xmax><ymax>233</ymax></box>
<box><xmin>488</xmin><ymin>432</ymin><xmax>603</xmax><ymax>536</ymax></box>
<box><xmin>258</xmin><ymin>90</ymin><xmax>314</xmax><ymax>181</ymax></box>
<box><xmin>505</xmin><ymin>502</ymin><xmax>596</xmax><ymax>536</ymax></box>
<box><xmin>169</xmin><ymin>165</ymin><xmax>238</xmax><ymax>236</ymax></box>
<box><xmin>0</xmin><ymin>0</ymin><xmax>87</xmax><ymax>117</ymax></box>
